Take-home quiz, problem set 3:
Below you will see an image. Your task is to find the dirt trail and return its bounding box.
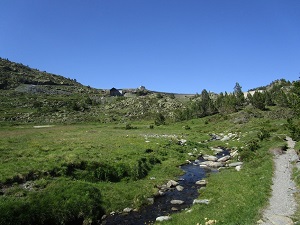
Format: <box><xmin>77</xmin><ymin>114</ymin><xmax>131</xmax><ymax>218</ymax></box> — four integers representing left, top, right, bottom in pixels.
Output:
<box><xmin>259</xmin><ymin>137</ymin><xmax>298</xmax><ymax>225</ymax></box>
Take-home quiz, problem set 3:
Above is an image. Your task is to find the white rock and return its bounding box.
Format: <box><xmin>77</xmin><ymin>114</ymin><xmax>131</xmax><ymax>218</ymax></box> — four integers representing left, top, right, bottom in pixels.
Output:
<box><xmin>230</xmin><ymin>150</ymin><xmax>239</xmax><ymax>157</ymax></box>
<box><xmin>170</xmin><ymin>200</ymin><xmax>184</xmax><ymax>205</ymax></box>
<box><xmin>123</xmin><ymin>208</ymin><xmax>132</xmax><ymax>213</ymax></box>
<box><xmin>221</xmin><ymin>135</ymin><xmax>230</xmax><ymax>141</ymax></box>
<box><xmin>203</xmin><ymin>155</ymin><xmax>218</xmax><ymax>161</ymax></box>
<box><xmin>228</xmin><ymin>162</ymin><xmax>243</xmax><ymax>167</ymax></box>
<box><xmin>235</xmin><ymin>165</ymin><xmax>242</xmax><ymax>171</ymax></box>
<box><xmin>176</xmin><ymin>185</ymin><xmax>184</xmax><ymax>191</ymax></box>
<box><xmin>217</xmin><ymin>155</ymin><xmax>231</xmax><ymax>162</ymax></box>
<box><xmin>196</xmin><ymin>179</ymin><xmax>207</xmax><ymax>185</ymax></box>
<box><xmin>167</xmin><ymin>180</ymin><xmax>179</xmax><ymax>188</ymax></box>
<box><xmin>207</xmin><ymin>161</ymin><xmax>224</xmax><ymax>168</ymax></box>
<box><xmin>193</xmin><ymin>199</ymin><xmax>210</xmax><ymax>205</ymax></box>
<box><xmin>210</xmin><ymin>147</ymin><xmax>224</xmax><ymax>153</ymax></box>
<box><xmin>156</xmin><ymin>216</ymin><xmax>171</xmax><ymax>222</ymax></box>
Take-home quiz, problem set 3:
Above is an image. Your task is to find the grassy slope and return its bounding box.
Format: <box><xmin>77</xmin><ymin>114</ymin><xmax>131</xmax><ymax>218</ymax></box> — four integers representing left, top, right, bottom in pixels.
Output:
<box><xmin>0</xmin><ymin>109</ymin><xmax>289</xmax><ymax>224</ymax></box>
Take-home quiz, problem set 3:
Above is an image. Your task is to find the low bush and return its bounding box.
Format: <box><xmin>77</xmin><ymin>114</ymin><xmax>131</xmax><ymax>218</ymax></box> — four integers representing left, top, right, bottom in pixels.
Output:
<box><xmin>0</xmin><ymin>179</ymin><xmax>105</xmax><ymax>225</ymax></box>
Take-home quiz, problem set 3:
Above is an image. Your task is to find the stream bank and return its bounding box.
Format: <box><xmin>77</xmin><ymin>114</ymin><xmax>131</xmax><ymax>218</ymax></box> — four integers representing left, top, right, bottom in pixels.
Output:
<box><xmin>102</xmin><ymin>149</ymin><xmax>232</xmax><ymax>225</ymax></box>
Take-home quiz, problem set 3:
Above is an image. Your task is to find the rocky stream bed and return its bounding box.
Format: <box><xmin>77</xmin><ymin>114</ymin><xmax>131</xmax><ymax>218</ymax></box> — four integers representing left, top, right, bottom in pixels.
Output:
<box><xmin>102</xmin><ymin>148</ymin><xmax>239</xmax><ymax>225</ymax></box>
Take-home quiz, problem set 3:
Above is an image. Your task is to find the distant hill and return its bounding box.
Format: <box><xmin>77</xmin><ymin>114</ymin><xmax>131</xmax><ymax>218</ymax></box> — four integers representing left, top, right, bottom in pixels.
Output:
<box><xmin>0</xmin><ymin>57</ymin><xmax>296</xmax><ymax>125</ymax></box>
<box><xmin>0</xmin><ymin>57</ymin><xmax>103</xmax><ymax>95</ymax></box>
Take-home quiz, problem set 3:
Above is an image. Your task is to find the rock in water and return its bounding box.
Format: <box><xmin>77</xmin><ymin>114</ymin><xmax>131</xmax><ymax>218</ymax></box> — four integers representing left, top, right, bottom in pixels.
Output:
<box><xmin>217</xmin><ymin>155</ymin><xmax>230</xmax><ymax>162</ymax></box>
<box><xmin>167</xmin><ymin>180</ymin><xmax>179</xmax><ymax>188</ymax></box>
<box><xmin>203</xmin><ymin>155</ymin><xmax>218</xmax><ymax>161</ymax></box>
<box><xmin>123</xmin><ymin>208</ymin><xmax>132</xmax><ymax>213</ymax></box>
<box><xmin>195</xmin><ymin>179</ymin><xmax>207</xmax><ymax>185</ymax></box>
<box><xmin>176</xmin><ymin>185</ymin><xmax>184</xmax><ymax>191</ymax></box>
<box><xmin>156</xmin><ymin>216</ymin><xmax>171</xmax><ymax>222</ymax></box>
<box><xmin>170</xmin><ymin>200</ymin><xmax>184</xmax><ymax>205</ymax></box>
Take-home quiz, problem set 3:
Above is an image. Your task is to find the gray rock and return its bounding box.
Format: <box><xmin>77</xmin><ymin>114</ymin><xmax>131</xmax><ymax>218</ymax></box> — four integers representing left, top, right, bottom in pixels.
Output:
<box><xmin>230</xmin><ymin>150</ymin><xmax>239</xmax><ymax>157</ymax></box>
<box><xmin>156</xmin><ymin>216</ymin><xmax>171</xmax><ymax>222</ymax></box>
<box><xmin>167</xmin><ymin>180</ymin><xmax>179</xmax><ymax>188</ymax></box>
<box><xmin>221</xmin><ymin>135</ymin><xmax>230</xmax><ymax>141</ymax></box>
<box><xmin>210</xmin><ymin>147</ymin><xmax>224</xmax><ymax>153</ymax></box>
<box><xmin>176</xmin><ymin>185</ymin><xmax>184</xmax><ymax>191</ymax></box>
<box><xmin>158</xmin><ymin>190</ymin><xmax>165</xmax><ymax>196</ymax></box>
<box><xmin>206</xmin><ymin>161</ymin><xmax>224</xmax><ymax>168</ymax></box>
<box><xmin>123</xmin><ymin>207</ymin><xmax>132</xmax><ymax>213</ymax></box>
<box><xmin>178</xmin><ymin>139</ymin><xmax>187</xmax><ymax>145</ymax></box>
<box><xmin>195</xmin><ymin>179</ymin><xmax>207</xmax><ymax>185</ymax></box>
<box><xmin>235</xmin><ymin>165</ymin><xmax>242</xmax><ymax>171</ymax></box>
<box><xmin>170</xmin><ymin>200</ymin><xmax>184</xmax><ymax>205</ymax></box>
<box><xmin>203</xmin><ymin>155</ymin><xmax>218</xmax><ymax>161</ymax></box>
<box><xmin>228</xmin><ymin>162</ymin><xmax>243</xmax><ymax>167</ymax></box>
<box><xmin>193</xmin><ymin>199</ymin><xmax>210</xmax><ymax>205</ymax></box>
<box><xmin>217</xmin><ymin>155</ymin><xmax>231</xmax><ymax>162</ymax></box>
<box><xmin>147</xmin><ymin>198</ymin><xmax>154</xmax><ymax>205</ymax></box>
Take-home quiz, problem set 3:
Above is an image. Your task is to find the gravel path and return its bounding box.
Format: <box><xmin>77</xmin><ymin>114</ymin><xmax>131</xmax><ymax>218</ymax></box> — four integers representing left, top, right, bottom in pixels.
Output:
<box><xmin>259</xmin><ymin>137</ymin><xmax>298</xmax><ymax>225</ymax></box>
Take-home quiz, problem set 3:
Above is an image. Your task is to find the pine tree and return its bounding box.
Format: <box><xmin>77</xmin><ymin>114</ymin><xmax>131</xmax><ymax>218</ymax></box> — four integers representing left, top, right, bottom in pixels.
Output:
<box><xmin>251</xmin><ymin>91</ymin><xmax>266</xmax><ymax>110</ymax></box>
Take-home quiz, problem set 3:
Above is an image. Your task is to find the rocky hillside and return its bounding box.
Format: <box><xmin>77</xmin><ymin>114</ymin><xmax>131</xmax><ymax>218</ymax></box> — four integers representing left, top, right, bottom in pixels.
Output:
<box><xmin>0</xmin><ymin>58</ymin><xmax>188</xmax><ymax>124</ymax></box>
<box><xmin>0</xmin><ymin>57</ymin><xmax>104</xmax><ymax>95</ymax></box>
<box><xmin>0</xmin><ymin>57</ymin><xmax>296</xmax><ymax>125</ymax></box>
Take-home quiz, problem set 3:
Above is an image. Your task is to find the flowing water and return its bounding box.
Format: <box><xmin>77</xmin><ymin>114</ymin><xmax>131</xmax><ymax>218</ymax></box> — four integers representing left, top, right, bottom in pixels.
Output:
<box><xmin>102</xmin><ymin>150</ymin><xmax>228</xmax><ymax>225</ymax></box>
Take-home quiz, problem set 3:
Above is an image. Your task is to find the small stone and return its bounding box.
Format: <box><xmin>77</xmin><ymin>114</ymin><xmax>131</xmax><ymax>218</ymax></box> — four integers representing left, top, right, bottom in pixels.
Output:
<box><xmin>217</xmin><ymin>155</ymin><xmax>231</xmax><ymax>162</ymax></box>
<box><xmin>156</xmin><ymin>216</ymin><xmax>171</xmax><ymax>222</ymax></box>
<box><xmin>228</xmin><ymin>162</ymin><xmax>243</xmax><ymax>167</ymax></box>
<box><xmin>203</xmin><ymin>155</ymin><xmax>218</xmax><ymax>161</ymax></box>
<box><xmin>167</xmin><ymin>180</ymin><xmax>179</xmax><ymax>188</ymax></box>
<box><xmin>235</xmin><ymin>165</ymin><xmax>242</xmax><ymax>171</ymax></box>
<box><xmin>123</xmin><ymin>207</ymin><xmax>132</xmax><ymax>213</ymax></box>
<box><xmin>170</xmin><ymin>200</ymin><xmax>184</xmax><ymax>205</ymax></box>
<box><xmin>193</xmin><ymin>199</ymin><xmax>210</xmax><ymax>205</ymax></box>
<box><xmin>158</xmin><ymin>190</ymin><xmax>165</xmax><ymax>196</ymax></box>
<box><xmin>176</xmin><ymin>185</ymin><xmax>184</xmax><ymax>191</ymax></box>
<box><xmin>171</xmin><ymin>207</ymin><xmax>179</xmax><ymax>211</ymax></box>
<box><xmin>147</xmin><ymin>198</ymin><xmax>154</xmax><ymax>205</ymax></box>
<box><xmin>196</xmin><ymin>179</ymin><xmax>207</xmax><ymax>185</ymax></box>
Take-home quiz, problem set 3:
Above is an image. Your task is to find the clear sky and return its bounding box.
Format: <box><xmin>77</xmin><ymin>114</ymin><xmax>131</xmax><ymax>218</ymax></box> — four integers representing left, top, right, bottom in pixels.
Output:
<box><xmin>1</xmin><ymin>0</ymin><xmax>300</xmax><ymax>94</ymax></box>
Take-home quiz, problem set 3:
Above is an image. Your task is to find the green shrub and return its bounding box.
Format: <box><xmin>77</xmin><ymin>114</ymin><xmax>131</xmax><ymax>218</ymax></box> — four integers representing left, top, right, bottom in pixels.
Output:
<box><xmin>154</xmin><ymin>113</ymin><xmax>165</xmax><ymax>126</ymax></box>
<box><xmin>257</xmin><ymin>128</ymin><xmax>270</xmax><ymax>141</ymax></box>
<box><xmin>0</xmin><ymin>180</ymin><xmax>105</xmax><ymax>225</ymax></box>
<box><xmin>184</xmin><ymin>124</ymin><xmax>191</xmax><ymax>130</ymax></box>
<box><xmin>247</xmin><ymin>139</ymin><xmax>260</xmax><ymax>151</ymax></box>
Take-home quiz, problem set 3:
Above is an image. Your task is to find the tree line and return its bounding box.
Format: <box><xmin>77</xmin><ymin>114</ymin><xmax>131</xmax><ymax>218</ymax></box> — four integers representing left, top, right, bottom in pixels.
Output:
<box><xmin>173</xmin><ymin>79</ymin><xmax>297</xmax><ymax>121</ymax></box>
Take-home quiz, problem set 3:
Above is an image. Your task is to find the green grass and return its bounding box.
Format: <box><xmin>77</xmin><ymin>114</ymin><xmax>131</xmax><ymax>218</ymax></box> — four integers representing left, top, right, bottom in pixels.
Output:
<box><xmin>0</xmin><ymin>113</ymin><xmax>291</xmax><ymax>224</ymax></box>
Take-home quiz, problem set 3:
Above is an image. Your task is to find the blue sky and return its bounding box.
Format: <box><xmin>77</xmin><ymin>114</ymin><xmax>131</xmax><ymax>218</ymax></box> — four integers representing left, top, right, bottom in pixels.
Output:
<box><xmin>1</xmin><ymin>0</ymin><xmax>300</xmax><ymax>94</ymax></box>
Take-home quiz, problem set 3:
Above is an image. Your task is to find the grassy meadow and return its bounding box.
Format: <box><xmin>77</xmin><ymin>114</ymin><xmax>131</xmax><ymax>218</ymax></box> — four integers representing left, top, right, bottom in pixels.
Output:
<box><xmin>0</xmin><ymin>110</ymin><xmax>290</xmax><ymax>225</ymax></box>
